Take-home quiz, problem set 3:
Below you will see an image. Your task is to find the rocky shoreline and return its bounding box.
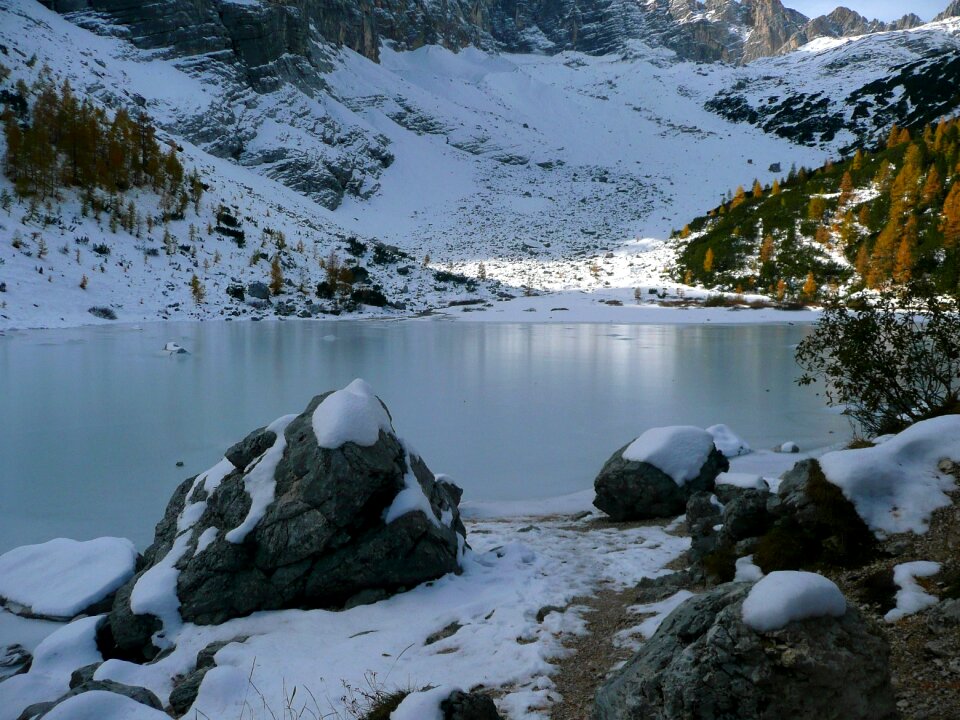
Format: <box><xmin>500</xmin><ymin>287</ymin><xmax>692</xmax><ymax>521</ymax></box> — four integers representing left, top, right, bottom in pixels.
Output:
<box><xmin>0</xmin><ymin>384</ymin><xmax>957</xmax><ymax>719</ymax></box>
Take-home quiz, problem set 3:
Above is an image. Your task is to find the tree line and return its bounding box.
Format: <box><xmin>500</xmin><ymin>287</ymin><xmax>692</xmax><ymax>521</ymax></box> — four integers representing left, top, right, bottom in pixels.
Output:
<box><xmin>2</xmin><ymin>66</ymin><xmax>200</xmax><ymax>217</ymax></box>
<box><xmin>674</xmin><ymin>117</ymin><xmax>960</xmax><ymax>299</ymax></box>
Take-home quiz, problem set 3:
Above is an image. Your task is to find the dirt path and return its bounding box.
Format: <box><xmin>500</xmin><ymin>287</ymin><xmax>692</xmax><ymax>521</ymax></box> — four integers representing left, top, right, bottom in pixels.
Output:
<box><xmin>548</xmin><ymin>585</ymin><xmax>640</xmax><ymax>720</ymax></box>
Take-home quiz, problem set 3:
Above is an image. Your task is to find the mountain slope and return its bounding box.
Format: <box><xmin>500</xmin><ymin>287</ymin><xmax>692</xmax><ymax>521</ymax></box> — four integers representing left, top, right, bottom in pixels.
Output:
<box><xmin>4</xmin><ymin>0</ymin><xmax>960</xmax><ymax>327</ymax></box>
<box><xmin>671</xmin><ymin>120</ymin><xmax>960</xmax><ymax>298</ymax></box>
<box><xmin>707</xmin><ymin>18</ymin><xmax>960</xmax><ymax>150</ymax></box>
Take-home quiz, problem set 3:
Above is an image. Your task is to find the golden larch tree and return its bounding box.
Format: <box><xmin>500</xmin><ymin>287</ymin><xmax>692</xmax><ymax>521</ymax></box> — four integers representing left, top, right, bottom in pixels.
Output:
<box><xmin>941</xmin><ymin>181</ymin><xmax>960</xmax><ymax>247</ymax></box>
<box><xmin>703</xmin><ymin>247</ymin><xmax>715</xmax><ymax>273</ymax></box>
<box><xmin>922</xmin><ymin>167</ymin><xmax>942</xmax><ymax>206</ymax></box>
<box><xmin>270</xmin><ymin>254</ymin><xmax>284</xmax><ymax>295</ymax></box>
<box><xmin>893</xmin><ymin>237</ymin><xmax>914</xmax><ymax>284</ymax></box>
<box><xmin>731</xmin><ymin>186</ymin><xmax>747</xmax><ymax>209</ymax></box>
<box><xmin>838</xmin><ymin>171</ymin><xmax>854</xmax><ymax>205</ymax></box>
<box><xmin>759</xmin><ymin>235</ymin><xmax>775</xmax><ymax>265</ymax></box>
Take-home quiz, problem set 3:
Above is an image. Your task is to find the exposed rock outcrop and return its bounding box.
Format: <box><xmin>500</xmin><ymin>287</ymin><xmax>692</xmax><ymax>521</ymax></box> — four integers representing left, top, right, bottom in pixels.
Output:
<box><xmin>594</xmin><ymin>581</ymin><xmax>897</xmax><ymax>720</ymax></box>
<box><xmin>103</xmin><ymin>381</ymin><xmax>466</xmax><ymax>661</ymax></box>
<box><xmin>39</xmin><ymin>0</ymin><xmax>930</xmax><ymax>73</ymax></box>
<box><xmin>937</xmin><ymin>1</ymin><xmax>960</xmax><ymax>21</ymax></box>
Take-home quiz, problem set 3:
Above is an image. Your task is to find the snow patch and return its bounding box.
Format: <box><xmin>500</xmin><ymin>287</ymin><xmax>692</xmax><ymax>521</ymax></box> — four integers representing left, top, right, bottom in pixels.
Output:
<box><xmin>616</xmin><ymin>590</ymin><xmax>695</xmax><ymax>651</ymax></box>
<box><xmin>384</xmin><ymin>445</ymin><xmax>441</xmax><ymax>527</ymax></box>
<box><xmin>742</xmin><ymin>571</ymin><xmax>846</xmax><ymax>632</ymax></box>
<box><xmin>716</xmin><ymin>472</ymin><xmax>768</xmax><ymax>491</ymax></box>
<box><xmin>41</xmin><ymin>690</ymin><xmax>170</xmax><ymax>720</ymax></box>
<box><xmin>129</xmin><ymin>533</ymin><xmax>192</xmax><ymax>649</ymax></box>
<box><xmin>391</xmin><ymin>685</ymin><xmax>452</xmax><ymax>720</ymax></box>
<box><xmin>194</xmin><ymin>527</ymin><xmax>218</xmax><ymax>556</ymax></box>
<box><xmin>819</xmin><ymin>416</ymin><xmax>960</xmax><ymax>535</ymax></box>
<box><xmin>0</xmin><ymin>615</ymin><xmax>104</xmax><ymax>719</ymax></box>
<box><xmin>734</xmin><ymin>555</ymin><xmax>764</xmax><ymax>582</ymax></box>
<box><xmin>622</xmin><ymin>426</ymin><xmax>716</xmax><ymax>486</ymax></box>
<box><xmin>884</xmin><ymin>561</ymin><xmax>941</xmax><ymax>623</ymax></box>
<box><xmin>0</xmin><ymin>538</ymin><xmax>136</xmax><ymax>618</ymax></box>
<box><xmin>225</xmin><ymin>414</ymin><xmax>297</xmax><ymax>544</ymax></box>
<box><xmin>707</xmin><ymin>424</ymin><xmax>751</xmax><ymax>457</ymax></box>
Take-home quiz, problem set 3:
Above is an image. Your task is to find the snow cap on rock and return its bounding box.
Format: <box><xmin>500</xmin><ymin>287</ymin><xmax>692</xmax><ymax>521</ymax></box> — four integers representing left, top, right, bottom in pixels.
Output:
<box><xmin>312</xmin><ymin>378</ymin><xmax>393</xmax><ymax>448</ymax></box>
<box><xmin>623</xmin><ymin>426</ymin><xmax>716</xmax><ymax>486</ymax></box>
<box><xmin>742</xmin><ymin>571</ymin><xmax>846</xmax><ymax>632</ymax></box>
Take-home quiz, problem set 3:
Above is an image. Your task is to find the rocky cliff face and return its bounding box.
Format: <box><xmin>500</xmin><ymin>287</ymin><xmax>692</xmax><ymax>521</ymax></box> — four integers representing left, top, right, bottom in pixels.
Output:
<box><xmin>938</xmin><ymin>1</ymin><xmax>960</xmax><ymax>21</ymax></box>
<box><xmin>31</xmin><ymin>0</ymin><xmax>952</xmax><ymax>209</ymax></box>
<box><xmin>40</xmin><ymin>0</ymin><xmax>937</xmax><ymax>70</ymax></box>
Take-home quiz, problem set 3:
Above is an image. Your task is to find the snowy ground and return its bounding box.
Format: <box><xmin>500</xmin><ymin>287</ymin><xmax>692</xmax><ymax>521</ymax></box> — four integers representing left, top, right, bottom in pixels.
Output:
<box><xmin>0</xmin><ymin>431</ymin><xmax>842</xmax><ymax>720</ymax></box>
<box><xmin>0</xmin><ymin>511</ymin><xmax>689</xmax><ymax>720</ymax></box>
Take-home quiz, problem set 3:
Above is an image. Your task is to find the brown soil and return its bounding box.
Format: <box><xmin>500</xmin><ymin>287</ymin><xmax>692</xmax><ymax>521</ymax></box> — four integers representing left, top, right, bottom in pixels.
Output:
<box><xmin>548</xmin><ymin>585</ymin><xmax>639</xmax><ymax>720</ymax></box>
<box><xmin>823</xmin><ymin>480</ymin><xmax>960</xmax><ymax>720</ymax></box>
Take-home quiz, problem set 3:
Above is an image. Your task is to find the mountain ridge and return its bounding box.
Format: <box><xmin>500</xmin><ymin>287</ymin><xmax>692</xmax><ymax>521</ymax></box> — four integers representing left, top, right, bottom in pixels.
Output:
<box><xmin>36</xmin><ymin>0</ymin><xmax>943</xmax><ymax>67</ymax></box>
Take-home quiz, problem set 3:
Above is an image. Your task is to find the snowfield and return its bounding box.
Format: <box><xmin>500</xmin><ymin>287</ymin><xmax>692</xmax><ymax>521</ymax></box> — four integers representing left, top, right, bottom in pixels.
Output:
<box><xmin>0</xmin><ymin>512</ymin><xmax>690</xmax><ymax>720</ymax></box>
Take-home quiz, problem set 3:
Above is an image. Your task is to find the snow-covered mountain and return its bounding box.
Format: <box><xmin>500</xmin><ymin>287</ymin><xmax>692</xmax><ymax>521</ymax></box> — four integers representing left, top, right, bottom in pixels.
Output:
<box><xmin>2</xmin><ymin>0</ymin><xmax>960</xmax><ymax>328</ymax></box>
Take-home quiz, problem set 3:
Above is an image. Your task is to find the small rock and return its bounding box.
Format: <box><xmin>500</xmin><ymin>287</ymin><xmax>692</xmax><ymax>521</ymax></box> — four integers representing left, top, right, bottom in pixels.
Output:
<box><xmin>0</xmin><ymin>644</ymin><xmax>31</xmax><ymax>677</ymax></box>
<box><xmin>424</xmin><ymin>621</ymin><xmax>462</xmax><ymax>645</ymax></box>
<box><xmin>69</xmin><ymin>662</ymin><xmax>102</xmax><ymax>689</ymax></box>
<box><xmin>440</xmin><ymin>689</ymin><xmax>504</xmax><ymax>720</ymax></box>
<box><xmin>536</xmin><ymin>605</ymin><xmax>565</xmax><ymax>622</ymax></box>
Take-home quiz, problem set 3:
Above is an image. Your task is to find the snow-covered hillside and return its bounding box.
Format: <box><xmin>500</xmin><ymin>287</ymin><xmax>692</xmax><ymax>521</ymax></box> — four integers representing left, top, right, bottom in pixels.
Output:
<box><xmin>2</xmin><ymin>0</ymin><xmax>960</xmax><ymax>328</ymax></box>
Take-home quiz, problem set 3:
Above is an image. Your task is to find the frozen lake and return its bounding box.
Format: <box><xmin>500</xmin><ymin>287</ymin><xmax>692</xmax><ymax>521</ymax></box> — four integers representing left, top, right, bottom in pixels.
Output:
<box><xmin>0</xmin><ymin>320</ymin><xmax>850</xmax><ymax>551</ymax></box>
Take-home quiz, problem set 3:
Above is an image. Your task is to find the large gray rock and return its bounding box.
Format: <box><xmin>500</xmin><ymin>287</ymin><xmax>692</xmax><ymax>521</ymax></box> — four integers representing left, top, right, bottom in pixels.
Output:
<box><xmin>594</xmin><ymin>439</ymin><xmax>728</xmax><ymax>521</ymax></box>
<box><xmin>104</xmin><ymin>385</ymin><xmax>465</xmax><ymax>661</ymax></box>
<box><xmin>594</xmin><ymin>582</ymin><xmax>896</xmax><ymax>720</ymax></box>
<box><xmin>721</xmin><ymin>488</ymin><xmax>771</xmax><ymax>542</ymax></box>
<box><xmin>685</xmin><ymin>492</ymin><xmax>722</xmax><ymax>563</ymax></box>
<box><xmin>753</xmin><ymin>459</ymin><xmax>875</xmax><ymax>573</ymax></box>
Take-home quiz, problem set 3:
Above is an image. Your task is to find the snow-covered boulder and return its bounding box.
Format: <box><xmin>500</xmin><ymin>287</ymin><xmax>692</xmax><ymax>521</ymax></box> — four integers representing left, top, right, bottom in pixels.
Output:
<box><xmin>104</xmin><ymin>380</ymin><xmax>466</xmax><ymax>660</ymax></box>
<box><xmin>0</xmin><ymin>538</ymin><xmax>137</xmax><ymax>620</ymax></box>
<box><xmin>18</xmin><ymin>681</ymin><xmax>164</xmax><ymax>720</ymax></box>
<box><xmin>594</xmin><ymin>578</ymin><xmax>896</xmax><ymax>720</ymax></box>
<box><xmin>593</xmin><ymin>427</ymin><xmax>729</xmax><ymax>521</ymax></box>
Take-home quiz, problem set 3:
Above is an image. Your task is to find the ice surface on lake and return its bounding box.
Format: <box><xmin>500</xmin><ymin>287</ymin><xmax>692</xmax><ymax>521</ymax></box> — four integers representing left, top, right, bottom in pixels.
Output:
<box><xmin>0</xmin><ymin>321</ymin><xmax>850</xmax><ymax>552</ymax></box>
